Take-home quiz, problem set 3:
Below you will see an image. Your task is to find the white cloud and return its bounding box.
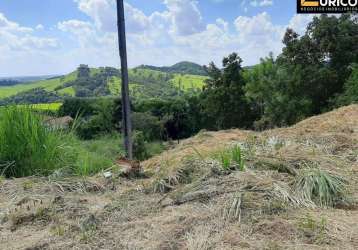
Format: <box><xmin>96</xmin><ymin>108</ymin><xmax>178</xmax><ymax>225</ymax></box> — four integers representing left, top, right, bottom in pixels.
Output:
<box><xmin>250</xmin><ymin>0</ymin><xmax>273</xmax><ymax>7</ymax></box>
<box><xmin>0</xmin><ymin>13</ymin><xmax>60</xmax><ymax>76</ymax></box>
<box><xmin>0</xmin><ymin>13</ymin><xmax>33</xmax><ymax>33</ymax></box>
<box><xmin>0</xmin><ymin>13</ymin><xmax>58</xmax><ymax>51</ymax></box>
<box><xmin>1</xmin><ymin>1</ymin><xmax>317</xmax><ymax>76</ymax></box>
<box><xmin>35</xmin><ymin>24</ymin><xmax>44</xmax><ymax>30</ymax></box>
<box><xmin>164</xmin><ymin>0</ymin><xmax>205</xmax><ymax>35</ymax></box>
<box><xmin>288</xmin><ymin>14</ymin><xmax>316</xmax><ymax>35</ymax></box>
<box><xmin>75</xmin><ymin>0</ymin><xmax>116</xmax><ymax>32</ymax></box>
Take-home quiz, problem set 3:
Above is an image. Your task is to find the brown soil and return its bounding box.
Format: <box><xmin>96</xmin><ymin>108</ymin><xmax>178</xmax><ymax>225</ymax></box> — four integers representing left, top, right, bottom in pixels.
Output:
<box><xmin>1</xmin><ymin>105</ymin><xmax>358</xmax><ymax>250</ymax></box>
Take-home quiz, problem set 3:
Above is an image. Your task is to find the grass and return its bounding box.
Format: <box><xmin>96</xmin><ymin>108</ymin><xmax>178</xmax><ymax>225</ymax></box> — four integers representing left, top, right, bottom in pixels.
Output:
<box><xmin>0</xmin><ymin>106</ymin><xmax>77</xmax><ymax>177</ymax></box>
<box><xmin>215</xmin><ymin>145</ymin><xmax>246</xmax><ymax>171</ymax></box>
<box><xmin>58</xmin><ymin>86</ymin><xmax>75</xmax><ymax>96</ymax></box>
<box><xmin>171</xmin><ymin>74</ymin><xmax>206</xmax><ymax>90</ymax></box>
<box><xmin>294</xmin><ymin>167</ymin><xmax>347</xmax><ymax>207</ymax></box>
<box><xmin>74</xmin><ymin>134</ymin><xmax>125</xmax><ymax>176</ymax></box>
<box><xmin>0</xmin><ymin>106</ymin><xmax>128</xmax><ymax>177</ymax></box>
<box><xmin>16</xmin><ymin>103</ymin><xmax>63</xmax><ymax>111</ymax></box>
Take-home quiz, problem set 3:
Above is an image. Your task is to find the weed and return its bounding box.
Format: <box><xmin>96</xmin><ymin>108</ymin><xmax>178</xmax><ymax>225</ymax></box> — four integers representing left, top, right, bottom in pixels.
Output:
<box><xmin>50</xmin><ymin>224</ymin><xmax>66</xmax><ymax>237</ymax></box>
<box><xmin>294</xmin><ymin>166</ymin><xmax>347</xmax><ymax>207</ymax></box>
<box><xmin>214</xmin><ymin>145</ymin><xmax>246</xmax><ymax>171</ymax></box>
<box><xmin>231</xmin><ymin>145</ymin><xmax>245</xmax><ymax>171</ymax></box>
<box><xmin>298</xmin><ymin>214</ymin><xmax>328</xmax><ymax>244</ymax></box>
<box><xmin>22</xmin><ymin>180</ymin><xmax>34</xmax><ymax>190</ymax></box>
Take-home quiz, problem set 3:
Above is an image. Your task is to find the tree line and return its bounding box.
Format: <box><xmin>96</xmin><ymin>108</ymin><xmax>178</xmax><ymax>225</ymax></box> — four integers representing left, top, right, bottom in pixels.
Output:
<box><xmin>57</xmin><ymin>14</ymin><xmax>357</xmax><ymax>143</ymax></box>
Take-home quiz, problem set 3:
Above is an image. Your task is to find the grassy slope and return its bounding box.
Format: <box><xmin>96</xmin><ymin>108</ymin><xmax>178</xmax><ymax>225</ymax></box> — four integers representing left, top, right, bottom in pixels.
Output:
<box><xmin>0</xmin><ymin>72</ymin><xmax>77</xmax><ymax>98</ymax></box>
<box><xmin>0</xmin><ymin>68</ymin><xmax>206</xmax><ymax>100</ymax></box>
<box><xmin>171</xmin><ymin>74</ymin><xmax>206</xmax><ymax>90</ymax></box>
<box><xmin>108</xmin><ymin>69</ymin><xmax>206</xmax><ymax>96</ymax></box>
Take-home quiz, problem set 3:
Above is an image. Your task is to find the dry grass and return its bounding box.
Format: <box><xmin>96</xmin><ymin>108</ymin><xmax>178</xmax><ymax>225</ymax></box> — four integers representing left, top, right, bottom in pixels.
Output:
<box><xmin>1</xmin><ymin>105</ymin><xmax>358</xmax><ymax>249</ymax></box>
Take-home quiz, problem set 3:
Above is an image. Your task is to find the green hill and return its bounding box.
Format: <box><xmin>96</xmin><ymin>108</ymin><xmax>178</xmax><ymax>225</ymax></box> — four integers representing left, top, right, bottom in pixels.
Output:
<box><xmin>0</xmin><ymin>64</ymin><xmax>207</xmax><ymax>105</ymax></box>
<box><xmin>136</xmin><ymin>61</ymin><xmax>208</xmax><ymax>76</ymax></box>
<box><xmin>0</xmin><ymin>72</ymin><xmax>76</xmax><ymax>99</ymax></box>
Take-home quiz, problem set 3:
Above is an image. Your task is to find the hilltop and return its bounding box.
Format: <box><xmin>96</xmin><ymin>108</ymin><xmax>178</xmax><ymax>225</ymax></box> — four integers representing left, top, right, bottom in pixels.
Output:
<box><xmin>0</xmin><ymin>105</ymin><xmax>357</xmax><ymax>249</ymax></box>
<box><xmin>137</xmin><ymin>61</ymin><xmax>208</xmax><ymax>76</ymax></box>
<box><xmin>0</xmin><ymin>63</ymin><xmax>207</xmax><ymax>105</ymax></box>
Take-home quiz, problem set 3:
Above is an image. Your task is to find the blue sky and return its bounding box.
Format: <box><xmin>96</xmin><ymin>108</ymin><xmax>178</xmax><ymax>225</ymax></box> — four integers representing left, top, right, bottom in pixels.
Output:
<box><xmin>0</xmin><ymin>0</ymin><xmax>314</xmax><ymax>76</ymax></box>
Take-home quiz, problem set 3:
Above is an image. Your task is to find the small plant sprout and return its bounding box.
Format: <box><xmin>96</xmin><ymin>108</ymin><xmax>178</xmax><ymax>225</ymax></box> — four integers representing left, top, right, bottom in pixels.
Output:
<box><xmin>216</xmin><ymin>145</ymin><xmax>246</xmax><ymax>171</ymax></box>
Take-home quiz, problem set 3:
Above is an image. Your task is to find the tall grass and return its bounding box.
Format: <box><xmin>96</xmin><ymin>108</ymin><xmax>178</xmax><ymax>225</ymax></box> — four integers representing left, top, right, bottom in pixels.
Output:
<box><xmin>0</xmin><ymin>106</ymin><xmax>76</xmax><ymax>177</ymax></box>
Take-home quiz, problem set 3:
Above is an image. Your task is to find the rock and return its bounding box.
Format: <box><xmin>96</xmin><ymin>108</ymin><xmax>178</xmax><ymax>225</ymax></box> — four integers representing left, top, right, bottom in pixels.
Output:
<box><xmin>103</xmin><ymin>171</ymin><xmax>112</xmax><ymax>179</ymax></box>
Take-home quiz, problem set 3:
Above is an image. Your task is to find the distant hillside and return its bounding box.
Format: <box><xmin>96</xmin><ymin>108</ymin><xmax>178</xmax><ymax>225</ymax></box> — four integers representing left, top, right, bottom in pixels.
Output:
<box><xmin>137</xmin><ymin>61</ymin><xmax>208</xmax><ymax>76</ymax></box>
<box><xmin>0</xmin><ymin>64</ymin><xmax>207</xmax><ymax>105</ymax></box>
<box><xmin>0</xmin><ymin>75</ymin><xmax>61</xmax><ymax>83</ymax></box>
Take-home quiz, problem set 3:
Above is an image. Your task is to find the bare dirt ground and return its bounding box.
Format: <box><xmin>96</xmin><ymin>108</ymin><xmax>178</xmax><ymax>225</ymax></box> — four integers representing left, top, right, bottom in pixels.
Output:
<box><xmin>1</xmin><ymin>105</ymin><xmax>358</xmax><ymax>250</ymax></box>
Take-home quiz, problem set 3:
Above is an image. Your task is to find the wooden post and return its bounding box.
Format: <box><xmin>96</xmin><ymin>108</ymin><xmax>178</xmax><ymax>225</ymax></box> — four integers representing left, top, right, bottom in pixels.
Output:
<box><xmin>116</xmin><ymin>0</ymin><xmax>133</xmax><ymax>159</ymax></box>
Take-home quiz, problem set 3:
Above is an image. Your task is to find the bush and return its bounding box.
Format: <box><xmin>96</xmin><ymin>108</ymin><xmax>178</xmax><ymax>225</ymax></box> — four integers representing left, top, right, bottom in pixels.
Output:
<box><xmin>132</xmin><ymin>112</ymin><xmax>163</xmax><ymax>141</ymax></box>
<box><xmin>0</xmin><ymin>106</ymin><xmax>77</xmax><ymax>177</ymax></box>
<box><xmin>132</xmin><ymin>131</ymin><xmax>149</xmax><ymax>161</ymax></box>
<box><xmin>60</xmin><ymin>97</ymin><xmax>120</xmax><ymax>140</ymax></box>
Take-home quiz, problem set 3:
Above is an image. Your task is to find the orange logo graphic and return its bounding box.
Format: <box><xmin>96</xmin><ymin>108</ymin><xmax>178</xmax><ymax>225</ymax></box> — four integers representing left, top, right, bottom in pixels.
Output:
<box><xmin>301</xmin><ymin>0</ymin><xmax>319</xmax><ymax>7</ymax></box>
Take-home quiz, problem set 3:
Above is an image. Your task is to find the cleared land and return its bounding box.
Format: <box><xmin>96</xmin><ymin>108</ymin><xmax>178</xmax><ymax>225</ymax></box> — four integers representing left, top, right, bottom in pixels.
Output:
<box><xmin>0</xmin><ymin>105</ymin><xmax>357</xmax><ymax>249</ymax></box>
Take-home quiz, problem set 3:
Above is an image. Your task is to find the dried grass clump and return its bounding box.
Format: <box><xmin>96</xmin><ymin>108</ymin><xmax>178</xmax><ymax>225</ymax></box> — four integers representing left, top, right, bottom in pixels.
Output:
<box><xmin>294</xmin><ymin>167</ymin><xmax>347</xmax><ymax>207</ymax></box>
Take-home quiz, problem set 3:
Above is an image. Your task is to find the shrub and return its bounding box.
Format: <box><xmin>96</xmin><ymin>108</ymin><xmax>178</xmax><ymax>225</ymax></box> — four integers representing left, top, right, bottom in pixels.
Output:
<box><xmin>132</xmin><ymin>131</ymin><xmax>149</xmax><ymax>161</ymax></box>
<box><xmin>131</xmin><ymin>112</ymin><xmax>163</xmax><ymax>141</ymax></box>
<box><xmin>294</xmin><ymin>167</ymin><xmax>347</xmax><ymax>207</ymax></box>
<box><xmin>0</xmin><ymin>106</ymin><xmax>76</xmax><ymax>177</ymax></box>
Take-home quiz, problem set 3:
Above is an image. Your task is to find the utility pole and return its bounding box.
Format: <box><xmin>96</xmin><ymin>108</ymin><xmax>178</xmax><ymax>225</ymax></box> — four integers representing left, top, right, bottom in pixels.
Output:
<box><xmin>116</xmin><ymin>0</ymin><xmax>133</xmax><ymax>159</ymax></box>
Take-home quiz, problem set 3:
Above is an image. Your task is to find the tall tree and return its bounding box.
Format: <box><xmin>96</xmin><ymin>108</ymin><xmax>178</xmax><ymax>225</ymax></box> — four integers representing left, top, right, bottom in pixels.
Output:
<box><xmin>201</xmin><ymin>53</ymin><xmax>257</xmax><ymax>130</ymax></box>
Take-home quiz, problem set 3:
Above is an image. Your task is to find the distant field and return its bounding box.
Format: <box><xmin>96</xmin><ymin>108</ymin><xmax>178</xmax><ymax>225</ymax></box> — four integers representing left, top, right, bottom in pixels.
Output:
<box><xmin>17</xmin><ymin>103</ymin><xmax>63</xmax><ymax>111</ymax></box>
<box><xmin>0</xmin><ymin>72</ymin><xmax>76</xmax><ymax>98</ymax></box>
<box><xmin>171</xmin><ymin>74</ymin><xmax>207</xmax><ymax>90</ymax></box>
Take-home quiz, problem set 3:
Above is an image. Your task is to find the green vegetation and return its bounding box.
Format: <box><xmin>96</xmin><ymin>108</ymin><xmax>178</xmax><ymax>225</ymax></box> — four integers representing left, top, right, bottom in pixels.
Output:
<box><xmin>0</xmin><ymin>106</ymin><xmax>163</xmax><ymax>178</ymax></box>
<box><xmin>0</xmin><ymin>106</ymin><xmax>76</xmax><ymax>177</ymax></box>
<box><xmin>215</xmin><ymin>145</ymin><xmax>245</xmax><ymax>171</ymax></box>
<box><xmin>137</xmin><ymin>61</ymin><xmax>208</xmax><ymax>76</ymax></box>
<box><xmin>58</xmin><ymin>86</ymin><xmax>75</xmax><ymax>96</ymax></box>
<box><xmin>17</xmin><ymin>103</ymin><xmax>62</xmax><ymax>111</ymax></box>
<box><xmin>294</xmin><ymin>167</ymin><xmax>347</xmax><ymax>207</ymax></box>
<box><xmin>74</xmin><ymin>134</ymin><xmax>124</xmax><ymax>176</ymax></box>
<box><xmin>0</xmin><ymin>14</ymin><xmax>357</xmax><ymax>180</ymax></box>
<box><xmin>0</xmin><ymin>72</ymin><xmax>76</xmax><ymax>99</ymax></box>
<box><xmin>171</xmin><ymin>74</ymin><xmax>206</xmax><ymax>91</ymax></box>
